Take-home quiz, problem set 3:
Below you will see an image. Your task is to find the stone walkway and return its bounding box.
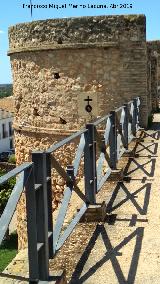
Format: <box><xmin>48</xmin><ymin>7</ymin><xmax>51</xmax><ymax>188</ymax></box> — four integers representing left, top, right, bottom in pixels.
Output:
<box><xmin>1</xmin><ymin>114</ymin><xmax>160</xmax><ymax>283</ymax></box>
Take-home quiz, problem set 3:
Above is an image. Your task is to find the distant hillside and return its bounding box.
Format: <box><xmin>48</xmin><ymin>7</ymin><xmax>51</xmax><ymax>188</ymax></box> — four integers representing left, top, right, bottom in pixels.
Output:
<box><xmin>0</xmin><ymin>84</ymin><xmax>13</xmax><ymax>98</ymax></box>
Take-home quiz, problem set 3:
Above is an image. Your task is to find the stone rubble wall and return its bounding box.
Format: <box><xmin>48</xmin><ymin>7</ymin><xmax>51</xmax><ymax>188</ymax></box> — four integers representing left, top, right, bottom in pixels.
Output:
<box><xmin>147</xmin><ymin>41</ymin><xmax>160</xmax><ymax>111</ymax></box>
<box><xmin>10</xmin><ymin>44</ymin><xmax>147</xmax><ymax>130</ymax></box>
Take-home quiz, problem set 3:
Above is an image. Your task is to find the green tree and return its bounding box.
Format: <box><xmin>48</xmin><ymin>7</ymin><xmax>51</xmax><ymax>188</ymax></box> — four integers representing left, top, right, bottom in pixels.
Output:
<box><xmin>8</xmin><ymin>154</ymin><xmax>16</xmax><ymax>164</ymax></box>
<box><xmin>0</xmin><ymin>169</ymin><xmax>16</xmax><ymax>214</ymax></box>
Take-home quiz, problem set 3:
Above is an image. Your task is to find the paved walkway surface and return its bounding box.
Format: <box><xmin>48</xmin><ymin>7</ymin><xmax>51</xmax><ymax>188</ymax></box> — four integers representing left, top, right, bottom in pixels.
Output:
<box><xmin>1</xmin><ymin>114</ymin><xmax>160</xmax><ymax>284</ymax></box>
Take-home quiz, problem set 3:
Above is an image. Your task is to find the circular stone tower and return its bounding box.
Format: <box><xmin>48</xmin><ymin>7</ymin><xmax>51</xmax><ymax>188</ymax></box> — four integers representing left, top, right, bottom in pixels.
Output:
<box><xmin>8</xmin><ymin>15</ymin><xmax>148</xmax><ymax>248</ymax></box>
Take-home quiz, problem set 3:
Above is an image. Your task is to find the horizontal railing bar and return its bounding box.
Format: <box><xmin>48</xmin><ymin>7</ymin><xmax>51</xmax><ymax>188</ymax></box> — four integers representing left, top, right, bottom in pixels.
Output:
<box><xmin>46</xmin><ymin>129</ymin><xmax>87</xmax><ymax>153</ymax></box>
<box><xmin>115</xmin><ymin>106</ymin><xmax>124</xmax><ymax>113</ymax></box>
<box><xmin>0</xmin><ymin>172</ymin><xmax>24</xmax><ymax>245</ymax></box>
<box><xmin>55</xmin><ymin>203</ymin><xmax>88</xmax><ymax>252</ymax></box>
<box><xmin>92</xmin><ymin>114</ymin><xmax>110</xmax><ymax>126</ymax></box>
<box><xmin>39</xmin><ymin>281</ymin><xmax>51</xmax><ymax>284</ymax></box>
<box><xmin>137</xmin><ymin>126</ymin><xmax>143</xmax><ymax>131</ymax></box>
<box><xmin>128</xmin><ymin>100</ymin><xmax>134</xmax><ymax>105</ymax></box>
<box><xmin>0</xmin><ymin>162</ymin><xmax>32</xmax><ymax>185</ymax></box>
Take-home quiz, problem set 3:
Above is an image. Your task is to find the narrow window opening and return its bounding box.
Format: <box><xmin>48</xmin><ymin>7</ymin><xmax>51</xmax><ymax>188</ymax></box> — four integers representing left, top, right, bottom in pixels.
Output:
<box><xmin>2</xmin><ymin>123</ymin><xmax>8</xmax><ymax>138</ymax></box>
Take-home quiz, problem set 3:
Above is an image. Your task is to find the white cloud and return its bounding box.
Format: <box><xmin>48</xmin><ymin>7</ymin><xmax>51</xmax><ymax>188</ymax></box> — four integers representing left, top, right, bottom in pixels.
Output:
<box><xmin>0</xmin><ymin>30</ymin><xmax>4</xmax><ymax>34</ymax></box>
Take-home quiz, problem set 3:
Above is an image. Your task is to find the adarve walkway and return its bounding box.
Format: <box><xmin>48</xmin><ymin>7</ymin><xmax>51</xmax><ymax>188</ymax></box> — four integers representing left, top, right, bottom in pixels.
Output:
<box><xmin>1</xmin><ymin>114</ymin><xmax>160</xmax><ymax>284</ymax></box>
<box><xmin>67</xmin><ymin>113</ymin><xmax>160</xmax><ymax>284</ymax></box>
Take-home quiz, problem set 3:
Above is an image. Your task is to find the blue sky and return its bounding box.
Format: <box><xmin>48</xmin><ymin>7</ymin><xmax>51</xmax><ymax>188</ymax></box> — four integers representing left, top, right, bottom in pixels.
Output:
<box><xmin>0</xmin><ymin>0</ymin><xmax>160</xmax><ymax>84</ymax></box>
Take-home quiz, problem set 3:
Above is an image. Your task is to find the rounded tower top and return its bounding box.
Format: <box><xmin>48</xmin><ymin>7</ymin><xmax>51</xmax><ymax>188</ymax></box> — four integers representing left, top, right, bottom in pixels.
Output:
<box><xmin>8</xmin><ymin>14</ymin><xmax>146</xmax><ymax>54</ymax></box>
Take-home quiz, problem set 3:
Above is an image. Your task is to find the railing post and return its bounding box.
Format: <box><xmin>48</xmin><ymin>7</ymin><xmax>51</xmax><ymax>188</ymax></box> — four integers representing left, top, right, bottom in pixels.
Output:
<box><xmin>123</xmin><ymin>104</ymin><xmax>129</xmax><ymax>150</ymax></box>
<box><xmin>25</xmin><ymin>165</ymin><xmax>39</xmax><ymax>283</ymax></box>
<box><xmin>109</xmin><ymin>111</ymin><xmax>117</xmax><ymax>170</ymax></box>
<box><xmin>32</xmin><ymin>151</ymin><xmax>49</xmax><ymax>281</ymax></box>
<box><xmin>132</xmin><ymin>98</ymin><xmax>138</xmax><ymax>137</ymax></box>
<box><xmin>46</xmin><ymin>152</ymin><xmax>53</xmax><ymax>259</ymax></box>
<box><xmin>84</xmin><ymin>123</ymin><xmax>97</xmax><ymax>204</ymax></box>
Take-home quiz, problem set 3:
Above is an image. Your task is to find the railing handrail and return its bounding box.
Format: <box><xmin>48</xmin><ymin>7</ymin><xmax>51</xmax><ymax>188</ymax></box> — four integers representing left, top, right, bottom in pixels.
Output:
<box><xmin>46</xmin><ymin>128</ymin><xmax>87</xmax><ymax>153</ymax></box>
<box><xmin>0</xmin><ymin>162</ymin><xmax>32</xmax><ymax>185</ymax></box>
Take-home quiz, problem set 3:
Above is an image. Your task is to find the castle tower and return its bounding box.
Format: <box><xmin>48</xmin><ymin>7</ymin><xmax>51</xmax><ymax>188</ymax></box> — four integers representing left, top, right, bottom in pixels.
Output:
<box><xmin>8</xmin><ymin>15</ymin><xmax>148</xmax><ymax>248</ymax></box>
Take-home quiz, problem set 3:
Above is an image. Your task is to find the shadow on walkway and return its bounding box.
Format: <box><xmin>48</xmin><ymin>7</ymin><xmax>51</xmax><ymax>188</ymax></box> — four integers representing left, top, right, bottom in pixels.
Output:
<box><xmin>70</xmin><ymin>128</ymin><xmax>160</xmax><ymax>284</ymax></box>
<box><xmin>0</xmin><ymin>273</ymin><xmax>29</xmax><ymax>282</ymax></box>
<box><xmin>106</xmin><ymin>182</ymin><xmax>151</xmax><ymax>215</ymax></box>
<box><xmin>70</xmin><ymin>226</ymin><xmax>144</xmax><ymax>284</ymax></box>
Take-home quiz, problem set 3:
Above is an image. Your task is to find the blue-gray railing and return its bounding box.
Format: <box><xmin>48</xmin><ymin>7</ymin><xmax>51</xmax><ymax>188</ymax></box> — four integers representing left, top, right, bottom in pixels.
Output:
<box><xmin>0</xmin><ymin>97</ymin><xmax>141</xmax><ymax>283</ymax></box>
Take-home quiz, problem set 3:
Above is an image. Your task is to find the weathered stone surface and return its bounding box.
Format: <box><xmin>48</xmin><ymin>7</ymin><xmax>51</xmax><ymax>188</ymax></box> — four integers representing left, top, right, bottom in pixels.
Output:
<box><xmin>147</xmin><ymin>41</ymin><xmax>160</xmax><ymax>111</ymax></box>
<box><xmin>8</xmin><ymin>14</ymin><xmax>148</xmax><ymax>249</ymax></box>
<box><xmin>0</xmin><ymin>96</ymin><xmax>15</xmax><ymax>113</ymax></box>
<box><xmin>8</xmin><ymin>15</ymin><xmax>146</xmax><ymax>51</ymax></box>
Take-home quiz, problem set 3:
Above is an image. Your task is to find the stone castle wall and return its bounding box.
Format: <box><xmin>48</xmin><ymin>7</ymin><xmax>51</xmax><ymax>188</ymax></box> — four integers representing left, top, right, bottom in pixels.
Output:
<box><xmin>8</xmin><ymin>15</ymin><xmax>148</xmax><ymax>249</ymax></box>
<box><xmin>147</xmin><ymin>47</ymin><xmax>152</xmax><ymax>114</ymax></box>
<box><xmin>147</xmin><ymin>41</ymin><xmax>160</xmax><ymax>111</ymax></box>
<box><xmin>148</xmin><ymin>41</ymin><xmax>160</xmax><ymax>84</ymax></box>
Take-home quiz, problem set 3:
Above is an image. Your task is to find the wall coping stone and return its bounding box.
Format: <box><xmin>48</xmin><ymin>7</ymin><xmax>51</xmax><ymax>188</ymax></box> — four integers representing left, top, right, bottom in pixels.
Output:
<box><xmin>13</xmin><ymin>123</ymin><xmax>79</xmax><ymax>136</ymax></box>
<box><xmin>8</xmin><ymin>42</ymin><xmax>119</xmax><ymax>55</ymax></box>
<box><xmin>8</xmin><ymin>14</ymin><xmax>146</xmax><ymax>52</ymax></box>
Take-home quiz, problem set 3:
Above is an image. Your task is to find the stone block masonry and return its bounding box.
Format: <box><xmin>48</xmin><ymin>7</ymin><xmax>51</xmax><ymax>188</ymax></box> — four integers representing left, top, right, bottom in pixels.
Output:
<box><xmin>148</xmin><ymin>41</ymin><xmax>160</xmax><ymax>85</ymax></box>
<box><xmin>8</xmin><ymin>14</ymin><xmax>148</xmax><ymax>249</ymax></box>
<box><xmin>147</xmin><ymin>41</ymin><xmax>160</xmax><ymax>111</ymax></box>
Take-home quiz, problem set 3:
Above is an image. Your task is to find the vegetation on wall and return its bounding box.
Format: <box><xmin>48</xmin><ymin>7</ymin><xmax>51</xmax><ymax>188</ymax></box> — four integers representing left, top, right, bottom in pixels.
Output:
<box><xmin>0</xmin><ymin>169</ymin><xmax>17</xmax><ymax>272</ymax></box>
<box><xmin>0</xmin><ymin>169</ymin><xmax>16</xmax><ymax>214</ymax></box>
<box><xmin>8</xmin><ymin>154</ymin><xmax>16</xmax><ymax>164</ymax></box>
<box><xmin>0</xmin><ymin>84</ymin><xmax>13</xmax><ymax>99</ymax></box>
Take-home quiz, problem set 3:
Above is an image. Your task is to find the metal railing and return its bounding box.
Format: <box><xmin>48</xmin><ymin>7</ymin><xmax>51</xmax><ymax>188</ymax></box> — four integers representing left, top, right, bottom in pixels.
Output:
<box><xmin>0</xmin><ymin>97</ymin><xmax>141</xmax><ymax>283</ymax></box>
